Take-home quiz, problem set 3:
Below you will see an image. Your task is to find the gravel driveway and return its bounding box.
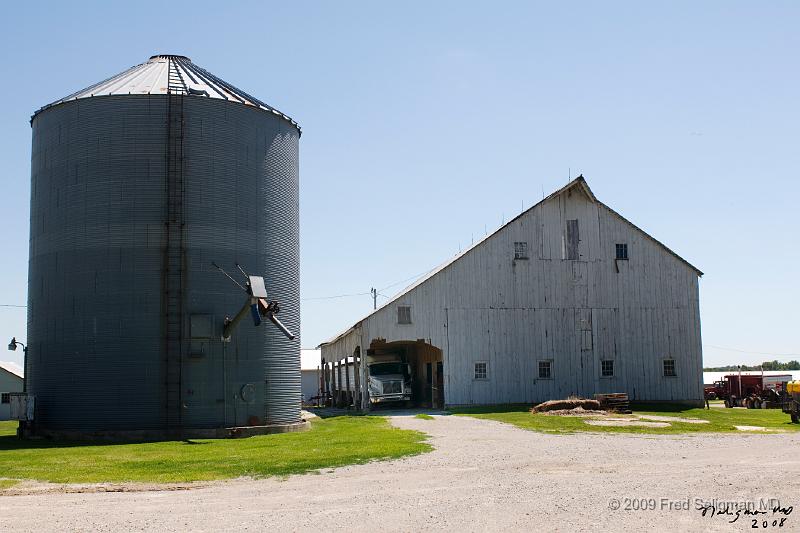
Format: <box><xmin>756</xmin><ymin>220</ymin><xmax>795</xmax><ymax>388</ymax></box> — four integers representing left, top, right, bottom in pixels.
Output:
<box><xmin>2</xmin><ymin>414</ymin><xmax>798</xmax><ymax>532</ymax></box>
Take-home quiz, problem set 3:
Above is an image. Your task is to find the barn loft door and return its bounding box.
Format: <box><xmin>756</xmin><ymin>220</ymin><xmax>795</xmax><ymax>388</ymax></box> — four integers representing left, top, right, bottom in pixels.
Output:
<box><xmin>572</xmin><ymin>262</ymin><xmax>589</xmax><ymax>307</ymax></box>
<box><xmin>592</xmin><ymin>308</ymin><xmax>620</xmax><ymax>395</ymax></box>
<box><xmin>566</xmin><ymin>219</ymin><xmax>580</xmax><ymax>260</ymax></box>
<box><xmin>576</xmin><ymin>308</ymin><xmax>594</xmax><ymax>397</ymax></box>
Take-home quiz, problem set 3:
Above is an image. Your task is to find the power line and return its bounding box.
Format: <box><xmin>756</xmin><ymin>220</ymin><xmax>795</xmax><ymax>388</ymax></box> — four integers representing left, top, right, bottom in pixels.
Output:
<box><xmin>378</xmin><ymin>267</ymin><xmax>436</xmax><ymax>293</ymax></box>
<box><xmin>302</xmin><ymin>268</ymin><xmax>436</xmax><ymax>303</ymax></box>
<box><xmin>301</xmin><ymin>291</ymin><xmax>370</xmax><ymax>302</ymax></box>
<box><xmin>3</xmin><ymin>266</ymin><xmax>438</xmax><ymax>308</ymax></box>
<box><xmin>704</xmin><ymin>344</ymin><xmax>800</xmax><ymax>357</ymax></box>
<box><xmin>4</xmin><ymin>266</ymin><xmax>436</xmax><ymax>307</ymax></box>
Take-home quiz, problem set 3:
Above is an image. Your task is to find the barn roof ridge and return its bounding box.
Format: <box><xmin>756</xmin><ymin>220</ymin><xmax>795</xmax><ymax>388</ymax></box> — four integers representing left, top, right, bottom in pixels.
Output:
<box><xmin>318</xmin><ymin>175</ymin><xmax>701</xmax><ymax>348</ymax></box>
<box><xmin>0</xmin><ymin>361</ymin><xmax>24</xmax><ymax>379</ymax></box>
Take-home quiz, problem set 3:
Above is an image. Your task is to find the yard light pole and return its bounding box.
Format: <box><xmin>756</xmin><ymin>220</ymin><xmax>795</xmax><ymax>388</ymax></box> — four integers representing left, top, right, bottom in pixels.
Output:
<box><xmin>7</xmin><ymin>337</ymin><xmax>27</xmax><ymax>393</ymax></box>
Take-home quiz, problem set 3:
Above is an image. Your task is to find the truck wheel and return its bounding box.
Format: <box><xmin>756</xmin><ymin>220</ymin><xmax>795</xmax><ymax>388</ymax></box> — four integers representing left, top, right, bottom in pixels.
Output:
<box><xmin>792</xmin><ymin>413</ymin><xmax>799</xmax><ymax>424</ymax></box>
<box><xmin>724</xmin><ymin>399</ymin><xmax>731</xmax><ymax>408</ymax></box>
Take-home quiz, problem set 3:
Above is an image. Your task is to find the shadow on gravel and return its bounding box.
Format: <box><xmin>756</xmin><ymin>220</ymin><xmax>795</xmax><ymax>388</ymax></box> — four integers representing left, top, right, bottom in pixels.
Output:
<box><xmin>309</xmin><ymin>407</ymin><xmax>450</xmax><ymax>419</ymax></box>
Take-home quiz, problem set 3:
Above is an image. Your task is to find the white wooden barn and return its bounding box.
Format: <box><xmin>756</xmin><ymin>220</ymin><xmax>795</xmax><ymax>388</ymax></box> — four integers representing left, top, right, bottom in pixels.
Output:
<box><xmin>0</xmin><ymin>362</ymin><xmax>24</xmax><ymax>420</ymax></box>
<box><xmin>319</xmin><ymin>177</ymin><xmax>703</xmax><ymax>408</ymax></box>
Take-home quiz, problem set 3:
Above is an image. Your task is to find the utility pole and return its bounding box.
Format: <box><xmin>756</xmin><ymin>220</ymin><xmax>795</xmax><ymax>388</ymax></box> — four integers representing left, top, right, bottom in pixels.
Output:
<box><xmin>370</xmin><ymin>287</ymin><xmax>377</xmax><ymax>310</ymax></box>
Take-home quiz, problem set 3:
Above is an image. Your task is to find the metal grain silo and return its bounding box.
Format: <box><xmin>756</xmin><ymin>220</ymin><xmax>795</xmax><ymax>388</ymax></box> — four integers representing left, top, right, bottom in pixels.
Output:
<box><xmin>26</xmin><ymin>55</ymin><xmax>302</xmax><ymax>438</ymax></box>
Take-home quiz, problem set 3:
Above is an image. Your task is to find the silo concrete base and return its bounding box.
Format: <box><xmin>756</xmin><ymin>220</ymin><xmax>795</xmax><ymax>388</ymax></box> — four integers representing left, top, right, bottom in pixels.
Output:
<box><xmin>20</xmin><ymin>421</ymin><xmax>311</xmax><ymax>442</ymax></box>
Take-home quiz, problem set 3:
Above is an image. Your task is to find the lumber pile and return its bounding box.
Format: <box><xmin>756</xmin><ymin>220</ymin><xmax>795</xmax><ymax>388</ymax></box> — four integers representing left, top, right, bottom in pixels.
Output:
<box><xmin>594</xmin><ymin>393</ymin><xmax>631</xmax><ymax>414</ymax></box>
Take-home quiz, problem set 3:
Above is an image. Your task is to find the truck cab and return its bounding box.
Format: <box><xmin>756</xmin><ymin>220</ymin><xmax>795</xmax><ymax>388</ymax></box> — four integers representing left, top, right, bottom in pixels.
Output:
<box><xmin>367</xmin><ymin>356</ymin><xmax>412</xmax><ymax>405</ymax></box>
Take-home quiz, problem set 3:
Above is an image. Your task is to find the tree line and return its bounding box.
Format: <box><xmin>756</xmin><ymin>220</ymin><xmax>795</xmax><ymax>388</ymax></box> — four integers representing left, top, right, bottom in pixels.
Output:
<box><xmin>704</xmin><ymin>360</ymin><xmax>800</xmax><ymax>372</ymax></box>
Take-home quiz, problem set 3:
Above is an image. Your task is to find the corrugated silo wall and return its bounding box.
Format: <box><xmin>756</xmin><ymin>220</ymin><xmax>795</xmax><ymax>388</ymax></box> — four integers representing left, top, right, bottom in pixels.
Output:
<box><xmin>29</xmin><ymin>96</ymin><xmax>168</xmax><ymax>432</ymax></box>
<box><xmin>28</xmin><ymin>95</ymin><xmax>300</xmax><ymax>433</ymax></box>
<box><xmin>182</xmin><ymin>97</ymin><xmax>300</xmax><ymax>427</ymax></box>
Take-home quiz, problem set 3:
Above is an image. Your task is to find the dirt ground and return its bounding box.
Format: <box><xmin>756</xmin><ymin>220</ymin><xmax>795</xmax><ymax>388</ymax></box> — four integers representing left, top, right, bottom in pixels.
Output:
<box><xmin>1</xmin><ymin>414</ymin><xmax>798</xmax><ymax>532</ymax></box>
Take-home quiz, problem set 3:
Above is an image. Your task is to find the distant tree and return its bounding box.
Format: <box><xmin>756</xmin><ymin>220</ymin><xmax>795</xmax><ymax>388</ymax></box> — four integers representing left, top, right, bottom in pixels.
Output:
<box><xmin>705</xmin><ymin>360</ymin><xmax>800</xmax><ymax>372</ymax></box>
<box><xmin>703</xmin><ymin>364</ymin><xmax>753</xmax><ymax>372</ymax></box>
<box><xmin>760</xmin><ymin>360</ymin><xmax>800</xmax><ymax>371</ymax></box>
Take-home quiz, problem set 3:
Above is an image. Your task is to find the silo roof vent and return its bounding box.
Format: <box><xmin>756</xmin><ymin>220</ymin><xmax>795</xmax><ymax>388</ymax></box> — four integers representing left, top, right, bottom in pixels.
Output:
<box><xmin>32</xmin><ymin>54</ymin><xmax>300</xmax><ymax>134</ymax></box>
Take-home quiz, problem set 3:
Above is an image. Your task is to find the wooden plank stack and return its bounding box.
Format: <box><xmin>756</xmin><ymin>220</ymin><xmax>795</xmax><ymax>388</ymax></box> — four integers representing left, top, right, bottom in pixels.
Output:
<box><xmin>594</xmin><ymin>393</ymin><xmax>631</xmax><ymax>414</ymax></box>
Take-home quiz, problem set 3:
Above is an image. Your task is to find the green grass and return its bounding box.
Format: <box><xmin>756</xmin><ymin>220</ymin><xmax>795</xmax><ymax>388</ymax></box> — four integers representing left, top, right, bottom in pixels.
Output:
<box><xmin>0</xmin><ymin>479</ymin><xmax>21</xmax><ymax>490</ymax></box>
<box><xmin>414</xmin><ymin>413</ymin><xmax>435</xmax><ymax>420</ymax></box>
<box><xmin>450</xmin><ymin>403</ymin><xmax>800</xmax><ymax>435</ymax></box>
<box><xmin>0</xmin><ymin>417</ymin><xmax>430</xmax><ymax>484</ymax></box>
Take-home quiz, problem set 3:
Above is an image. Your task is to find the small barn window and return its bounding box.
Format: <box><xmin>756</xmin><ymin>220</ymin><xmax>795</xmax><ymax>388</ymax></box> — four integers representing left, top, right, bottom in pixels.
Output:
<box><xmin>601</xmin><ymin>360</ymin><xmax>614</xmax><ymax>377</ymax></box>
<box><xmin>581</xmin><ymin>330</ymin><xmax>593</xmax><ymax>351</ymax></box>
<box><xmin>566</xmin><ymin>220</ymin><xmax>579</xmax><ymax>260</ymax></box>
<box><xmin>514</xmin><ymin>241</ymin><xmax>528</xmax><ymax>260</ymax></box>
<box><xmin>474</xmin><ymin>361</ymin><xmax>488</xmax><ymax>380</ymax></box>
<box><xmin>663</xmin><ymin>359</ymin><xmax>677</xmax><ymax>377</ymax></box>
<box><xmin>397</xmin><ymin>306</ymin><xmax>412</xmax><ymax>325</ymax></box>
<box><xmin>615</xmin><ymin>243</ymin><xmax>628</xmax><ymax>260</ymax></box>
<box><xmin>1</xmin><ymin>393</ymin><xmax>9</xmax><ymax>404</ymax></box>
<box><xmin>538</xmin><ymin>360</ymin><xmax>552</xmax><ymax>379</ymax></box>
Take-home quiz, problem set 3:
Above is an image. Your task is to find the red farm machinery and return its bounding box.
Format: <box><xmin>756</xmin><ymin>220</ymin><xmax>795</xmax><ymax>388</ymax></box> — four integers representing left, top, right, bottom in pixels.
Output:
<box><xmin>704</xmin><ymin>373</ymin><xmax>793</xmax><ymax>409</ymax></box>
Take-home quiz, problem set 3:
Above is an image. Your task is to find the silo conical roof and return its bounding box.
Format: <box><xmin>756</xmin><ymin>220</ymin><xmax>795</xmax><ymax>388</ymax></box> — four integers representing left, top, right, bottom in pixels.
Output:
<box><xmin>31</xmin><ymin>54</ymin><xmax>300</xmax><ymax>133</ymax></box>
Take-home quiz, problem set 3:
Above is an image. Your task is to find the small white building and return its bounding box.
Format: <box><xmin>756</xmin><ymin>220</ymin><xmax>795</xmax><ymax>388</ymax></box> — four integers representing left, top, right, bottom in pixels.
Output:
<box><xmin>320</xmin><ymin>177</ymin><xmax>704</xmax><ymax>408</ymax></box>
<box><xmin>300</xmin><ymin>349</ymin><xmax>322</xmax><ymax>404</ymax></box>
<box><xmin>0</xmin><ymin>362</ymin><xmax>24</xmax><ymax>420</ymax></box>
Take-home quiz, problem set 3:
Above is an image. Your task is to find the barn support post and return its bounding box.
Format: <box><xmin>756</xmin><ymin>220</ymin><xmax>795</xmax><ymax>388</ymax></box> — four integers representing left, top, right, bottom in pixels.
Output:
<box><xmin>344</xmin><ymin>356</ymin><xmax>351</xmax><ymax>409</ymax></box>
<box><xmin>361</xmin><ymin>353</ymin><xmax>369</xmax><ymax>410</ymax></box>
<box><xmin>316</xmin><ymin>364</ymin><xmax>321</xmax><ymax>407</ymax></box>
<box><xmin>358</xmin><ymin>329</ymin><xmax>369</xmax><ymax>411</ymax></box>
<box><xmin>431</xmin><ymin>360</ymin><xmax>438</xmax><ymax>409</ymax></box>
<box><xmin>325</xmin><ymin>361</ymin><xmax>329</xmax><ymax>405</ymax></box>
<box><xmin>317</xmin><ymin>359</ymin><xmax>325</xmax><ymax>407</ymax></box>
<box><xmin>336</xmin><ymin>359</ymin><xmax>343</xmax><ymax>407</ymax></box>
<box><xmin>353</xmin><ymin>351</ymin><xmax>361</xmax><ymax>409</ymax></box>
<box><xmin>332</xmin><ymin>360</ymin><xmax>338</xmax><ymax>406</ymax></box>
<box><xmin>330</xmin><ymin>361</ymin><xmax>336</xmax><ymax>407</ymax></box>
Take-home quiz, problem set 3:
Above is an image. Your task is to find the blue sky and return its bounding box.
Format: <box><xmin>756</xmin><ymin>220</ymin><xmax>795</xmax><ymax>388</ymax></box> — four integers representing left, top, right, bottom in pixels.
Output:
<box><xmin>1</xmin><ymin>1</ymin><xmax>798</xmax><ymax>370</ymax></box>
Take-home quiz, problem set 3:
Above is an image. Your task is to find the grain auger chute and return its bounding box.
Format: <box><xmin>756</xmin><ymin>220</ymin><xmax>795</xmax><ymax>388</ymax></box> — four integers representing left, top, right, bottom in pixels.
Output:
<box><xmin>212</xmin><ymin>262</ymin><xmax>295</xmax><ymax>341</ymax></box>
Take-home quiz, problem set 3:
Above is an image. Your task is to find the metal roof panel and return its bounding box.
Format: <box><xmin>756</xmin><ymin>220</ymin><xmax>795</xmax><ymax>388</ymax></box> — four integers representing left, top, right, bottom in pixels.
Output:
<box><xmin>31</xmin><ymin>54</ymin><xmax>300</xmax><ymax>134</ymax></box>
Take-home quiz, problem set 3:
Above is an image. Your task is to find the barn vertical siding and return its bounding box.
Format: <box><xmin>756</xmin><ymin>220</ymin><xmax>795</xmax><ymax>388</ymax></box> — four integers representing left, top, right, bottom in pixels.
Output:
<box><xmin>321</xmin><ymin>182</ymin><xmax>703</xmax><ymax>406</ymax></box>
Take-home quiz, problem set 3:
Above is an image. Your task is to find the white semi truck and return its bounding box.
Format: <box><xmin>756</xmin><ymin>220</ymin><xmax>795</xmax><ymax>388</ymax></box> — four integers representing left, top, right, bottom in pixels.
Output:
<box><xmin>367</xmin><ymin>354</ymin><xmax>413</xmax><ymax>405</ymax></box>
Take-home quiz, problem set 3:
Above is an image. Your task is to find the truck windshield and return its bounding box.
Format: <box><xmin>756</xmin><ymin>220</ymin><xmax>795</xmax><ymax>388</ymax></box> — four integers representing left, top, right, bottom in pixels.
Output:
<box><xmin>370</xmin><ymin>363</ymin><xmax>405</xmax><ymax>376</ymax></box>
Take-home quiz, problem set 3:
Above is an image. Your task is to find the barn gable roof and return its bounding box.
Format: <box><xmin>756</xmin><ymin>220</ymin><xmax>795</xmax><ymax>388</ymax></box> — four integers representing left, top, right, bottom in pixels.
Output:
<box><xmin>319</xmin><ymin>176</ymin><xmax>702</xmax><ymax>348</ymax></box>
<box><xmin>0</xmin><ymin>361</ymin><xmax>24</xmax><ymax>380</ymax></box>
